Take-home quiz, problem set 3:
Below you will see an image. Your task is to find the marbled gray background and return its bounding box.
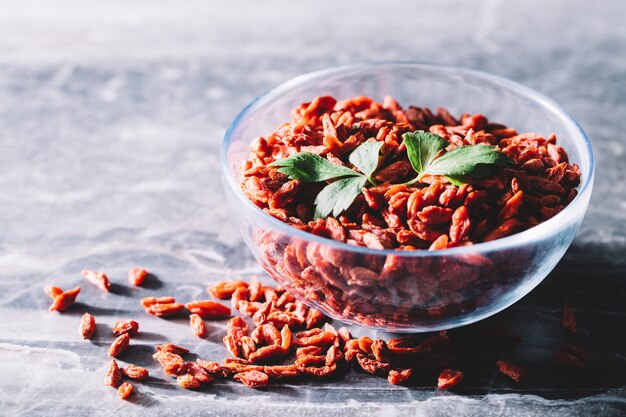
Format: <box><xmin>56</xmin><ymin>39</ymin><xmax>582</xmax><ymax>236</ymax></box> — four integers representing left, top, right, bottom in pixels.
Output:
<box><xmin>0</xmin><ymin>0</ymin><xmax>624</xmax><ymax>416</ymax></box>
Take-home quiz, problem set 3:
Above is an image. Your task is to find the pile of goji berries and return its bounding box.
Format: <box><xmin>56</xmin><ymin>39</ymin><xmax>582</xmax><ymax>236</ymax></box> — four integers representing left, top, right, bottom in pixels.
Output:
<box><xmin>45</xmin><ymin>270</ymin><xmax>587</xmax><ymax>399</ymax></box>
<box><xmin>241</xmin><ymin>96</ymin><xmax>582</xmax><ymax>250</ymax></box>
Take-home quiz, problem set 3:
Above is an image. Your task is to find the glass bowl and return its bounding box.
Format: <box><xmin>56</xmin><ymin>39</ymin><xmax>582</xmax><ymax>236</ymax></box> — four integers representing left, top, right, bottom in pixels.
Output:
<box><xmin>221</xmin><ymin>62</ymin><xmax>594</xmax><ymax>332</ymax></box>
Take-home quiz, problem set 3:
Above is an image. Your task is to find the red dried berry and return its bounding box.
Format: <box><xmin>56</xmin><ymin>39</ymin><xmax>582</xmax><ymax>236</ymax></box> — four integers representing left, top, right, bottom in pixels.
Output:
<box><xmin>81</xmin><ymin>269</ymin><xmax>111</xmax><ymax>292</ymax></box>
<box><xmin>104</xmin><ymin>359</ymin><xmax>122</xmax><ymax>387</ymax></box>
<box><xmin>117</xmin><ymin>382</ymin><xmax>134</xmax><ymax>399</ymax></box>
<box><xmin>79</xmin><ymin>313</ymin><xmax>96</xmax><ymax>339</ymax></box>
<box><xmin>155</xmin><ymin>344</ymin><xmax>190</xmax><ymax>355</ymax></box>
<box><xmin>437</xmin><ymin>369</ymin><xmax>464</xmax><ymax>390</ymax></box>
<box><xmin>496</xmin><ymin>360</ymin><xmax>526</xmax><ymax>383</ymax></box>
<box><xmin>185</xmin><ymin>300</ymin><xmax>231</xmax><ymax>319</ymax></box>
<box><xmin>189</xmin><ymin>314</ymin><xmax>207</xmax><ymax>338</ymax></box>
<box><xmin>233</xmin><ymin>370</ymin><xmax>269</xmax><ymax>388</ymax></box>
<box><xmin>177</xmin><ymin>373</ymin><xmax>201</xmax><ymax>389</ymax></box>
<box><xmin>49</xmin><ymin>286</ymin><xmax>81</xmax><ymax>312</ymax></box>
<box><xmin>128</xmin><ymin>267</ymin><xmax>148</xmax><ymax>286</ymax></box>
<box><xmin>121</xmin><ymin>365</ymin><xmax>149</xmax><ymax>380</ymax></box>
<box><xmin>108</xmin><ymin>333</ymin><xmax>130</xmax><ymax>357</ymax></box>
<box><xmin>112</xmin><ymin>319</ymin><xmax>139</xmax><ymax>336</ymax></box>
<box><xmin>388</xmin><ymin>368</ymin><xmax>413</xmax><ymax>385</ymax></box>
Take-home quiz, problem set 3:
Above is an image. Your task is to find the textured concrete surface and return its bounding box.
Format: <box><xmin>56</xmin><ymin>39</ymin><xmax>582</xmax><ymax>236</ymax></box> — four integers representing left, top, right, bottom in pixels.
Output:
<box><xmin>0</xmin><ymin>0</ymin><xmax>624</xmax><ymax>415</ymax></box>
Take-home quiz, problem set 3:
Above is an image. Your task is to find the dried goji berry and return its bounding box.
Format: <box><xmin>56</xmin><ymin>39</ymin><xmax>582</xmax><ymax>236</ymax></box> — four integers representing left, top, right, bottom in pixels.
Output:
<box><xmin>248</xmin><ymin>276</ymin><xmax>263</xmax><ymax>302</ymax></box>
<box><xmin>296</xmin><ymin>346</ymin><xmax>324</xmax><ymax>357</ymax></box>
<box><xmin>252</xmin><ymin>301</ymin><xmax>273</xmax><ymax>326</ymax></box>
<box><xmin>117</xmin><ymin>382</ymin><xmax>134</xmax><ymax>399</ymax></box>
<box><xmin>153</xmin><ymin>351</ymin><xmax>185</xmax><ymax>375</ymax></box>
<box><xmin>280</xmin><ymin>325</ymin><xmax>292</xmax><ymax>351</ymax></box>
<box><xmin>240</xmin><ymin>336</ymin><xmax>257</xmax><ymax>359</ymax></box>
<box><xmin>263</xmin><ymin>365</ymin><xmax>301</xmax><ymax>379</ymax></box>
<box><xmin>112</xmin><ymin>319</ymin><xmax>139</xmax><ymax>336</ymax></box>
<box><xmin>267</xmin><ymin>311</ymin><xmax>301</xmax><ymax>328</ymax></box>
<box><xmin>44</xmin><ymin>285</ymin><xmax>63</xmax><ymax>299</ymax></box>
<box><xmin>185</xmin><ymin>300</ymin><xmax>231</xmax><ymax>319</ymax></box>
<box><xmin>108</xmin><ymin>333</ymin><xmax>130</xmax><ymax>357</ymax></box>
<box><xmin>227</xmin><ymin>316</ymin><xmax>249</xmax><ymax>339</ymax></box>
<box><xmin>231</xmin><ymin>286</ymin><xmax>248</xmax><ymax>310</ymax></box>
<box><xmin>189</xmin><ymin>313</ymin><xmax>207</xmax><ymax>338</ymax></box>
<box><xmin>128</xmin><ymin>267</ymin><xmax>147</xmax><ymax>286</ymax></box>
<box><xmin>81</xmin><ymin>269</ymin><xmax>111</xmax><ymax>292</ymax></box>
<box><xmin>496</xmin><ymin>360</ymin><xmax>526</xmax><ymax>383</ymax></box>
<box><xmin>233</xmin><ymin>370</ymin><xmax>269</xmax><ymax>388</ymax></box>
<box><xmin>155</xmin><ymin>344</ymin><xmax>190</xmax><ymax>355</ymax></box>
<box><xmin>251</xmin><ymin>323</ymin><xmax>281</xmax><ymax>346</ymax></box>
<box><xmin>248</xmin><ymin>344</ymin><xmax>287</xmax><ymax>363</ymax></box>
<box><xmin>292</xmin><ymin>330</ymin><xmax>335</xmax><ymax>348</ymax></box>
<box><xmin>104</xmin><ymin>359</ymin><xmax>121</xmax><ymax>387</ymax></box>
<box><xmin>177</xmin><ymin>373</ymin><xmax>201</xmax><ymax>389</ymax></box>
<box><xmin>223</xmin><ymin>334</ymin><xmax>241</xmax><ymax>357</ymax></box>
<box><xmin>325</xmin><ymin>345</ymin><xmax>343</xmax><ymax>366</ymax></box>
<box><xmin>357</xmin><ymin>336</ymin><xmax>374</xmax><ymax>353</ymax></box>
<box><xmin>370</xmin><ymin>339</ymin><xmax>392</xmax><ymax>363</ymax></box>
<box><xmin>208</xmin><ymin>280</ymin><xmax>249</xmax><ymax>299</ymax></box>
<box><xmin>356</xmin><ymin>354</ymin><xmax>391</xmax><ymax>376</ymax></box>
<box><xmin>388</xmin><ymin>368</ymin><xmax>413</xmax><ymax>385</ymax></box>
<box><xmin>185</xmin><ymin>362</ymin><xmax>213</xmax><ymax>383</ymax></box>
<box><xmin>305</xmin><ymin>308</ymin><xmax>325</xmax><ymax>329</ymax></box>
<box><xmin>140</xmin><ymin>296</ymin><xmax>175</xmax><ymax>308</ymax></box>
<box><xmin>49</xmin><ymin>286</ymin><xmax>81</xmax><ymax>312</ymax></box>
<box><xmin>299</xmin><ymin>364</ymin><xmax>337</xmax><ymax>378</ymax></box>
<box><xmin>437</xmin><ymin>369</ymin><xmax>464</xmax><ymax>390</ymax></box>
<box><xmin>79</xmin><ymin>312</ymin><xmax>96</xmax><ymax>339</ymax></box>
<box><xmin>145</xmin><ymin>302</ymin><xmax>185</xmax><ymax>316</ymax></box>
<box><xmin>121</xmin><ymin>365</ymin><xmax>149</xmax><ymax>380</ymax></box>
<box><xmin>295</xmin><ymin>354</ymin><xmax>326</xmax><ymax>367</ymax></box>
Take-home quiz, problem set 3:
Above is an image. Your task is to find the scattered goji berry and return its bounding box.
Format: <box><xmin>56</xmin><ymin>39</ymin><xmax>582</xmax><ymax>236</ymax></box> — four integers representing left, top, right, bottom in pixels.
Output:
<box><xmin>79</xmin><ymin>312</ymin><xmax>96</xmax><ymax>339</ymax></box>
<box><xmin>108</xmin><ymin>333</ymin><xmax>130</xmax><ymax>357</ymax></box>
<box><xmin>128</xmin><ymin>267</ymin><xmax>148</xmax><ymax>286</ymax></box>
<box><xmin>233</xmin><ymin>370</ymin><xmax>269</xmax><ymax>388</ymax></box>
<box><xmin>121</xmin><ymin>365</ymin><xmax>149</xmax><ymax>380</ymax></box>
<box><xmin>189</xmin><ymin>313</ymin><xmax>207</xmax><ymax>338</ymax></box>
<box><xmin>112</xmin><ymin>319</ymin><xmax>139</xmax><ymax>336</ymax></box>
<box><xmin>81</xmin><ymin>269</ymin><xmax>111</xmax><ymax>292</ymax></box>
<box><xmin>437</xmin><ymin>369</ymin><xmax>464</xmax><ymax>390</ymax></box>
<box><xmin>104</xmin><ymin>359</ymin><xmax>121</xmax><ymax>387</ymax></box>
<box><xmin>496</xmin><ymin>360</ymin><xmax>526</xmax><ymax>383</ymax></box>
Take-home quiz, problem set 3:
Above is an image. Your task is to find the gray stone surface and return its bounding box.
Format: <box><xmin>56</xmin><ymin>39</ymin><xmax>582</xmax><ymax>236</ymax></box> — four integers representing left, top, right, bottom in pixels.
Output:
<box><xmin>0</xmin><ymin>0</ymin><xmax>624</xmax><ymax>415</ymax></box>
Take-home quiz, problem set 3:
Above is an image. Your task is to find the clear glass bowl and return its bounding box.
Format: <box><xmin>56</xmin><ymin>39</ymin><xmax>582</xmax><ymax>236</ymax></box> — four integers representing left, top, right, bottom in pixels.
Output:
<box><xmin>221</xmin><ymin>63</ymin><xmax>594</xmax><ymax>332</ymax></box>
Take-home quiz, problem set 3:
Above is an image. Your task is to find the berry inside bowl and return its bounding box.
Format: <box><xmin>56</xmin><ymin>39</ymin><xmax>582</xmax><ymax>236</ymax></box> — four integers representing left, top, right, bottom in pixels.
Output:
<box><xmin>221</xmin><ymin>62</ymin><xmax>594</xmax><ymax>332</ymax></box>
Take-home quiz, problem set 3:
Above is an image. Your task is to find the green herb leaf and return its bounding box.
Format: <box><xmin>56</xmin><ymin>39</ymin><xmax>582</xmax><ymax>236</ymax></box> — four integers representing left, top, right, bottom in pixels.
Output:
<box><xmin>349</xmin><ymin>140</ymin><xmax>384</xmax><ymax>178</ymax></box>
<box><xmin>424</xmin><ymin>144</ymin><xmax>514</xmax><ymax>177</ymax></box>
<box><xmin>269</xmin><ymin>152</ymin><xmax>359</xmax><ymax>182</ymax></box>
<box><xmin>314</xmin><ymin>176</ymin><xmax>368</xmax><ymax>219</ymax></box>
<box><xmin>403</xmin><ymin>131</ymin><xmax>448</xmax><ymax>175</ymax></box>
<box><xmin>443</xmin><ymin>175</ymin><xmax>466</xmax><ymax>186</ymax></box>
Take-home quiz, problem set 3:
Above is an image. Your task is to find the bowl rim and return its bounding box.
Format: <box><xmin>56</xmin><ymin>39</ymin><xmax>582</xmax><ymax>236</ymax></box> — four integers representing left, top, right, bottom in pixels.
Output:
<box><xmin>221</xmin><ymin>61</ymin><xmax>595</xmax><ymax>257</ymax></box>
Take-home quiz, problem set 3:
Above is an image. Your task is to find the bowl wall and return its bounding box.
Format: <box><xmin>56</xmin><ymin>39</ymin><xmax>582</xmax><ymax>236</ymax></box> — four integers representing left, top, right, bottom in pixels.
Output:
<box><xmin>222</xmin><ymin>63</ymin><xmax>593</xmax><ymax>331</ymax></box>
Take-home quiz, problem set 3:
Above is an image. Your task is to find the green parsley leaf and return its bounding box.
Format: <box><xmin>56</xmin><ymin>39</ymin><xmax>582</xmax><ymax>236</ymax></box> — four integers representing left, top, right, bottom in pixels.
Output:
<box><xmin>313</xmin><ymin>176</ymin><xmax>368</xmax><ymax>219</ymax></box>
<box><xmin>403</xmin><ymin>131</ymin><xmax>448</xmax><ymax>175</ymax></box>
<box><xmin>269</xmin><ymin>152</ymin><xmax>359</xmax><ymax>182</ymax></box>
<box><xmin>425</xmin><ymin>144</ymin><xmax>514</xmax><ymax>177</ymax></box>
<box><xmin>349</xmin><ymin>140</ymin><xmax>384</xmax><ymax>178</ymax></box>
<box><xmin>443</xmin><ymin>175</ymin><xmax>466</xmax><ymax>186</ymax></box>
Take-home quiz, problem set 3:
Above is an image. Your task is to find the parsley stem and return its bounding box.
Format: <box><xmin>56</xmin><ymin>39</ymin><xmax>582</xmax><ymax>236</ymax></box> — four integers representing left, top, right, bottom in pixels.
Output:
<box><xmin>404</xmin><ymin>177</ymin><xmax>420</xmax><ymax>186</ymax></box>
